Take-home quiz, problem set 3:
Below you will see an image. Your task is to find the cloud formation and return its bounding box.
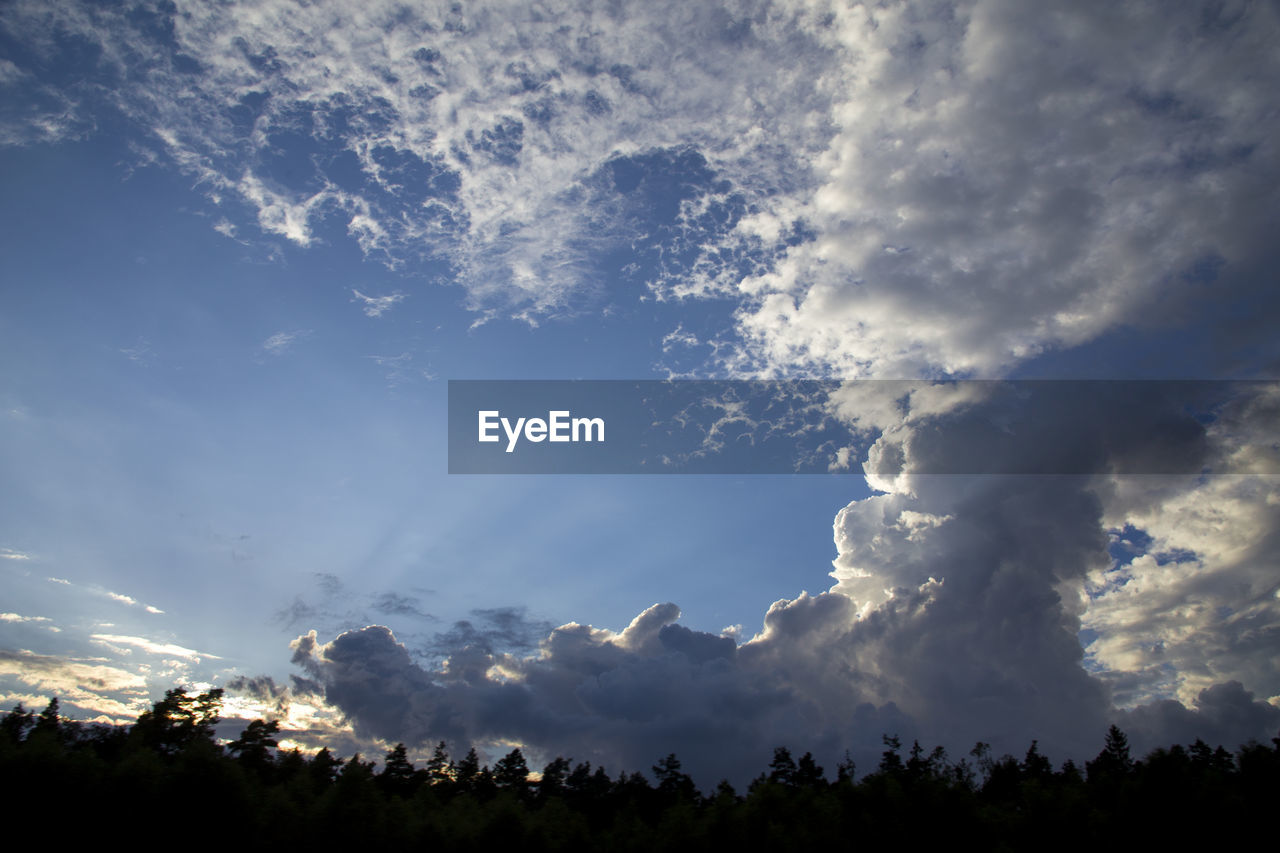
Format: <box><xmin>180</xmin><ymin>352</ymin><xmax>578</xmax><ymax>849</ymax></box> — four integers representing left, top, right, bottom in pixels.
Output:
<box><xmin>0</xmin><ymin>649</ymin><xmax>148</xmax><ymax>720</ymax></box>
<box><xmin>5</xmin><ymin>1</ymin><xmax>1274</xmax><ymax>374</ymax></box>
<box><xmin>89</xmin><ymin>633</ymin><xmax>219</xmax><ymax>663</ymax></box>
<box><xmin>262</xmin><ymin>330</ymin><xmax>309</xmax><ymax>354</ymax></box>
<box><xmin>286</xmin><ymin>381</ymin><xmax>1279</xmax><ymax>783</ymax></box>
<box><xmin>351</xmin><ymin>289</ymin><xmax>406</xmax><ymax>318</ymax></box>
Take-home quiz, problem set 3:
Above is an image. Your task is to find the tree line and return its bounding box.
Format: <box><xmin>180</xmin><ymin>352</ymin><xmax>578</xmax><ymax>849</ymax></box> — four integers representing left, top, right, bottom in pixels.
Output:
<box><xmin>3</xmin><ymin>689</ymin><xmax>1277</xmax><ymax>848</ymax></box>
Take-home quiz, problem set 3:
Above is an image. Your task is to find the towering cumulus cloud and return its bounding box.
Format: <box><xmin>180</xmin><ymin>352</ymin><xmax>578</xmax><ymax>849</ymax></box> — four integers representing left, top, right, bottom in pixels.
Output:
<box><xmin>289</xmin><ymin>381</ymin><xmax>1278</xmax><ymax>780</ymax></box>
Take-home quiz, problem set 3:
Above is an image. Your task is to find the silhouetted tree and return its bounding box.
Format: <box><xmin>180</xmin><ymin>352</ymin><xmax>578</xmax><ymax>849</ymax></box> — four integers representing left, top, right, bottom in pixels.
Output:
<box><xmin>795</xmin><ymin>752</ymin><xmax>825</xmax><ymax>788</ymax></box>
<box><xmin>227</xmin><ymin>718</ymin><xmax>279</xmax><ymax>774</ymax></box>
<box><xmin>310</xmin><ymin>746</ymin><xmax>342</xmax><ymax>785</ymax></box>
<box><xmin>767</xmin><ymin>746</ymin><xmax>797</xmax><ymax>785</ymax></box>
<box><xmin>566</xmin><ymin>760</ymin><xmax>611</xmax><ymax>801</ymax></box>
<box><xmin>130</xmin><ymin>687</ymin><xmax>223</xmax><ymax>755</ymax></box>
<box><xmin>879</xmin><ymin>734</ymin><xmax>904</xmax><ymax>775</ymax></box>
<box><xmin>1087</xmin><ymin>725</ymin><xmax>1133</xmax><ymax>781</ymax></box>
<box><xmin>454</xmin><ymin>747</ymin><xmax>481</xmax><ymax>790</ymax></box>
<box><xmin>33</xmin><ymin>697</ymin><xmax>60</xmax><ymax>739</ymax></box>
<box><xmin>539</xmin><ymin>756</ymin><xmax>571</xmax><ymax>798</ymax></box>
<box><xmin>1022</xmin><ymin>740</ymin><xmax>1053</xmax><ymax>781</ymax></box>
<box><xmin>379</xmin><ymin>742</ymin><xmax>416</xmax><ymax>795</ymax></box>
<box><xmin>836</xmin><ymin>751</ymin><xmax>857</xmax><ymax>784</ymax></box>
<box><xmin>653</xmin><ymin>753</ymin><xmax>697</xmax><ymax>801</ymax></box>
<box><xmin>0</xmin><ymin>703</ymin><xmax>34</xmax><ymax>746</ymax></box>
<box><xmin>971</xmin><ymin>741</ymin><xmax>994</xmax><ymax>783</ymax></box>
<box><xmin>493</xmin><ymin>747</ymin><xmax>530</xmax><ymax>791</ymax></box>
<box><xmin>425</xmin><ymin>740</ymin><xmax>451</xmax><ymax>785</ymax></box>
<box><xmin>906</xmin><ymin>740</ymin><xmax>940</xmax><ymax>784</ymax></box>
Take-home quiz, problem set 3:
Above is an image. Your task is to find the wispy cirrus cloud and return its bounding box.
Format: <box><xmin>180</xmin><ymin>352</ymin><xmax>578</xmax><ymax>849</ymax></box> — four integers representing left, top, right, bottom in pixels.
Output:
<box><xmin>101</xmin><ymin>590</ymin><xmax>164</xmax><ymax>615</ymax></box>
<box><xmin>89</xmin><ymin>633</ymin><xmax>219</xmax><ymax>663</ymax></box>
<box><xmin>351</xmin><ymin>289</ymin><xmax>406</xmax><ymax>318</ymax></box>
<box><xmin>36</xmin><ymin>574</ymin><xmax>164</xmax><ymax>614</ymax></box>
<box><xmin>262</xmin><ymin>329</ymin><xmax>310</xmax><ymax>355</ymax></box>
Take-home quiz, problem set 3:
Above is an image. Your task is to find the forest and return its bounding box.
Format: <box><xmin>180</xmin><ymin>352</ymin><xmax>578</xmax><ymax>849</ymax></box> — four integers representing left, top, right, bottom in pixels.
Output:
<box><xmin>3</xmin><ymin>688</ymin><xmax>1277</xmax><ymax>849</ymax></box>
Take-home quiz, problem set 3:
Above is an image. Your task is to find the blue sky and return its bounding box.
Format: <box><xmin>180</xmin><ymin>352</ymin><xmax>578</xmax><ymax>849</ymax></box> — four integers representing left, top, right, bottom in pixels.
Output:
<box><xmin>2</xmin><ymin>0</ymin><xmax>1278</xmax><ymax>784</ymax></box>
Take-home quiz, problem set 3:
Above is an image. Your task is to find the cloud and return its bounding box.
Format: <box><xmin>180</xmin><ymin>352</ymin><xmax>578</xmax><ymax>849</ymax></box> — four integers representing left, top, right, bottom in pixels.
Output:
<box><xmin>225</xmin><ymin>674</ymin><xmax>292</xmax><ymax>715</ymax></box>
<box><xmin>0</xmin><ymin>613</ymin><xmax>52</xmax><ymax>624</ymax></box>
<box><xmin>262</xmin><ymin>329</ymin><xmax>310</xmax><ymax>354</ymax></box>
<box><xmin>119</xmin><ymin>339</ymin><xmax>155</xmax><ymax>364</ymax></box>
<box><xmin>0</xmin><ymin>58</ymin><xmax>24</xmax><ymax>86</ymax></box>
<box><xmin>3</xmin><ymin>1</ymin><xmax>1276</xmax><ymax>374</ymax></box>
<box><xmin>0</xmin><ymin>648</ymin><xmax>149</xmax><ymax>719</ymax></box>
<box><xmin>95</xmin><ymin>585</ymin><xmax>164</xmax><ymax>613</ymax></box>
<box><xmin>1116</xmin><ymin>681</ymin><xmax>1280</xmax><ymax>756</ymax></box>
<box><xmin>371</xmin><ymin>593</ymin><xmax>433</xmax><ymax>622</ymax></box>
<box><xmin>1</xmin><ymin>548</ymin><xmax>31</xmax><ymax>561</ymax></box>
<box><xmin>89</xmin><ymin>633</ymin><xmax>219</xmax><ymax>663</ymax></box>
<box><xmin>351</xmin><ymin>289</ymin><xmax>406</xmax><ymax>318</ymax></box>
<box><xmin>279</xmin><ymin>381</ymin><xmax>1280</xmax><ymax>783</ymax></box>
<box><xmin>5</xmin><ymin>1</ymin><xmax>1273</xmax><ymax>373</ymax></box>
<box><xmin>1085</xmin><ymin>472</ymin><xmax>1280</xmax><ymax>709</ymax></box>
<box><xmin>0</xmin><ymin>0</ymin><xmax>832</xmax><ymax>321</ymax></box>
<box><xmin>364</xmin><ymin>351</ymin><xmax>432</xmax><ymax>384</ymax></box>
<box><xmin>428</xmin><ymin>607</ymin><xmax>551</xmax><ymax>658</ymax></box>
<box><xmin>288</xmin><ymin>599</ymin><xmax>933</xmax><ymax>785</ymax></box>
<box><xmin>716</xmin><ymin>1</ymin><xmax>1280</xmax><ymax>378</ymax></box>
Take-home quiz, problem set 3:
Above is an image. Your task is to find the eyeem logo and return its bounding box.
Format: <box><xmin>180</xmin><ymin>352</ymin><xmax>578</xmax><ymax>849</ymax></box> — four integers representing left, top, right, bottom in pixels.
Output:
<box><xmin>478</xmin><ymin>410</ymin><xmax>605</xmax><ymax>453</ymax></box>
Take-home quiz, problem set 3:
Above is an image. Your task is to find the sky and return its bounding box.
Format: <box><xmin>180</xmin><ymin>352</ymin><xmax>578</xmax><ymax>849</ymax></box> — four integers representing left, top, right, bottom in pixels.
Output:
<box><xmin>2</xmin><ymin>0</ymin><xmax>1278</xmax><ymax>786</ymax></box>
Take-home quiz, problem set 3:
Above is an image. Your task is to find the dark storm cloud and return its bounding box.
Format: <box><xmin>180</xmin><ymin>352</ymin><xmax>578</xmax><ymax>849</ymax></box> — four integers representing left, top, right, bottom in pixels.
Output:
<box><xmin>427</xmin><ymin>607</ymin><xmax>554</xmax><ymax>658</ymax></box>
<box><xmin>1116</xmin><ymin>682</ymin><xmax>1280</xmax><ymax>755</ymax></box>
<box><xmin>226</xmin><ymin>674</ymin><xmax>291</xmax><ymax>714</ymax></box>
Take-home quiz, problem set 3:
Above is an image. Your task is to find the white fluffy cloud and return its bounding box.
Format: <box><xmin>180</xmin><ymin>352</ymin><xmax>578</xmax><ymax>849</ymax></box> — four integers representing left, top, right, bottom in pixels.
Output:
<box><xmin>722</xmin><ymin>0</ymin><xmax>1280</xmax><ymax>377</ymax></box>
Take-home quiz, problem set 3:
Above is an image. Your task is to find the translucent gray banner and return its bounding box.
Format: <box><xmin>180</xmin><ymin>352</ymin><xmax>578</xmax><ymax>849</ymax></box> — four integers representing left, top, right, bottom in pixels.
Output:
<box><xmin>447</xmin><ymin>380</ymin><xmax>1279</xmax><ymax>475</ymax></box>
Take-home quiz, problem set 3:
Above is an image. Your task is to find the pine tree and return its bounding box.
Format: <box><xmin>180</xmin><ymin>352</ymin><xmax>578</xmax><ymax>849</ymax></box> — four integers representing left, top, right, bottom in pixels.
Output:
<box><xmin>379</xmin><ymin>742</ymin><xmax>416</xmax><ymax>795</ymax></box>
<box><xmin>130</xmin><ymin>687</ymin><xmax>224</xmax><ymax>755</ymax></box>
<box><xmin>539</xmin><ymin>756</ymin><xmax>570</xmax><ymax>797</ymax></box>
<box><xmin>227</xmin><ymin>719</ymin><xmax>280</xmax><ymax>773</ymax></box>
<box><xmin>455</xmin><ymin>746</ymin><xmax>481</xmax><ymax>789</ymax></box>
<box><xmin>795</xmin><ymin>752</ymin><xmax>826</xmax><ymax>788</ymax></box>
<box><xmin>493</xmin><ymin>747</ymin><xmax>530</xmax><ymax>791</ymax></box>
<box><xmin>1087</xmin><ymin>724</ymin><xmax>1133</xmax><ymax>781</ymax></box>
<box><xmin>425</xmin><ymin>740</ymin><xmax>452</xmax><ymax>785</ymax></box>
<box><xmin>653</xmin><ymin>753</ymin><xmax>697</xmax><ymax>801</ymax></box>
<box><xmin>767</xmin><ymin>746</ymin><xmax>797</xmax><ymax>785</ymax></box>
